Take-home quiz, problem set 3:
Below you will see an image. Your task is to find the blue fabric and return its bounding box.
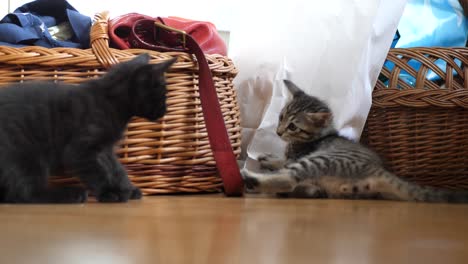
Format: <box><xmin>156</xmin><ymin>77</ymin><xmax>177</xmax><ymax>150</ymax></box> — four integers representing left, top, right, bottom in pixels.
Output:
<box><xmin>390</xmin><ymin>30</ymin><xmax>400</xmax><ymax>49</ymax></box>
<box><xmin>0</xmin><ymin>0</ymin><xmax>91</xmax><ymax>48</ymax></box>
<box><xmin>395</xmin><ymin>0</ymin><xmax>468</xmax><ymax>48</ymax></box>
<box><xmin>384</xmin><ymin>0</ymin><xmax>468</xmax><ymax>86</ymax></box>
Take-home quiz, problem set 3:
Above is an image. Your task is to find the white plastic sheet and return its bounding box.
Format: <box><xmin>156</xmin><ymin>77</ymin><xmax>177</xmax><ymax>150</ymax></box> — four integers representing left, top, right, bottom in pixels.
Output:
<box><xmin>228</xmin><ymin>0</ymin><xmax>408</xmax><ymax>170</ymax></box>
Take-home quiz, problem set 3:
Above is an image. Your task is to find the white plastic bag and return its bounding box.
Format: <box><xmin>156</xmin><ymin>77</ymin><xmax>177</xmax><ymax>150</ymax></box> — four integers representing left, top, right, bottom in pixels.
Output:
<box><xmin>229</xmin><ymin>0</ymin><xmax>408</xmax><ymax>170</ymax></box>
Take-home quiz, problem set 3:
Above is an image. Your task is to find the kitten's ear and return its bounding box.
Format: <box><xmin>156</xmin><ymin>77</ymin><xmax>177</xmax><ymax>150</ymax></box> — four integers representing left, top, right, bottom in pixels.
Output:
<box><xmin>151</xmin><ymin>57</ymin><xmax>177</xmax><ymax>73</ymax></box>
<box><xmin>100</xmin><ymin>53</ymin><xmax>151</xmax><ymax>81</ymax></box>
<box><xmin>130</xmin><ymin>57</ymin><xmax>177</xmax><ymax>86</ymax></box>
<box><xmin>304</xmin><ymin>112</ymin><xmax>332</xmax><ymax>127</ymax></box>
<box><xmin>129</xmin><ymin>53</ymin><xmax>151</xmax><ymax>65</ymax></box>
<box><xmin>283</xmin><ymin>80</ymin><xmax>304</xmax><ymax>97</ymax></box>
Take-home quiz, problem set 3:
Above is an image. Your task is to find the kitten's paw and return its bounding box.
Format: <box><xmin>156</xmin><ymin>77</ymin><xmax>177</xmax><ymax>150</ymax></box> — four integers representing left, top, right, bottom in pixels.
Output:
<box><xmin>276</xmin><ymin>185</ymin><xmax>327</xmax><ymax>199</ymax></box>
<box><xmin>258</xmin><ymin>153</ymin><xmax>278</xmax><ymax>161</ymax></box>
<box><xmin>97</xmin><ymin>188</ymin><xmax>132</xmax><ymax>203</ymax></box>
<box><xmin>241</xmin><ymin>169</ymin><xmax>260</xmax><ymax>193</ymax></box>
<box><xmin>258</xmin><ymin>153</ymin><xmax>284</xmax><ymax>171</ymax></box>
<box><xmin>339</xmin><ymin>183</ymin><xmax>371</xmax><ymax>199</ymax></box>
<box><xmin>130</xmin><ymin>187</ymin><xmax>142</xmax><ymax>200</ymax></box>
<box><xmin>74</xmin><ymin>189</ymin><xmax>89</xmax><ymax>203</ymax></box>
<box><xmin>290</xmin><ymin>185</ymin><xmax>327</xmax><ymax>199</ymax></box>
<box><xmin>276</xmin><ymin>192</ymin><xmax>291</xmax><ymax>198</ymax></box>
<box><xmin>339</xmin><ymin>180</ymin><xmax>381</xmax><ymax>199</ymax></box>
<box><xmin>61</xmin><ymin>187</ymin><xmax>88</xmax><ymax>203</ymax></box>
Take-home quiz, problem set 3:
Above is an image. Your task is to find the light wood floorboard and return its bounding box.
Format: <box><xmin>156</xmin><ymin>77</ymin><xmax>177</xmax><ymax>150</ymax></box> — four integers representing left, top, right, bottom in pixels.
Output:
<box><xmin>1</xmin><ymin>195</ymin><xmax>468</xmax><ymax>264</ymax></box>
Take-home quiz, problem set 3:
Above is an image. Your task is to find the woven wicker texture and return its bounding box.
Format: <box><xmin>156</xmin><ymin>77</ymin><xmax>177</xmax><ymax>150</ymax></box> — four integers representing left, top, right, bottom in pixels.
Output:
<box><xmin>0</xmin><ymin>12</ymin><xmax>241</xmax><ymax>194</ymax></box>
<box><xmin>361</xmin><ymin>47</ymin><xmax>468</xmax><ymax>190</ymax></box>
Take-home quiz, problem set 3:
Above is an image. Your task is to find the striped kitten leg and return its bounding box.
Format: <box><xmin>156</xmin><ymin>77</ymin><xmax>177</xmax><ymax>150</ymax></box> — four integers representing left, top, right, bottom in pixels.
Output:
<box><xmin>346</xmin><ymin>169</ymin><xmax>468</xmax><ymax>203</ymax></box>
<box><xmin>356</xmin><ymin>169</ymin><xmax>442</xmax><ymax>202</ymax></box>
<box><xmin>242</xmin><ymin>168</ymin><xmax>299</xmax><ymax>194</ymax></box>
<box><xmin>244</xmin><ymin>152</ymin><xmax>334</xmax><ymax>195</ymax></box>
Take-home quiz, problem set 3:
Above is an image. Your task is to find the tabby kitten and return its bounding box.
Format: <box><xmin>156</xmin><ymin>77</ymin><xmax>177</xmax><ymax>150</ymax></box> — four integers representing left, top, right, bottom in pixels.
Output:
<box><xmin>0</xmin><ymin>53</ymin><xmax>176</xmax><ymax>203</ymax></box>
<box><xmin>242</xmin><ymin>80</ymin><xmax>468</xmax><ymax>203</ymax></box>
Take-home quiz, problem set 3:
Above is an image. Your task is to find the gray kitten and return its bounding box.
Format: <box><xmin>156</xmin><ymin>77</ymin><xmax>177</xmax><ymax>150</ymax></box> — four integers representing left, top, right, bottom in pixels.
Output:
<box><xmin>242</xmin><ymin>80</ymin><xmax>468</xmax><ymax>203</ymax></box>
<box><xmin>0</xmin><ymin>54</ymin><xmax>175</xmax><ymax>203</ymax></box>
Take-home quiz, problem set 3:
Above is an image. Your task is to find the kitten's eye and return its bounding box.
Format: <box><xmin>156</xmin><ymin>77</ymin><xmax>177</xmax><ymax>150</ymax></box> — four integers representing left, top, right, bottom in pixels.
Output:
<box><xmin>287</xmin><ymin>123</ymin><xmax>297</xmax><ymax>131</ymax></box>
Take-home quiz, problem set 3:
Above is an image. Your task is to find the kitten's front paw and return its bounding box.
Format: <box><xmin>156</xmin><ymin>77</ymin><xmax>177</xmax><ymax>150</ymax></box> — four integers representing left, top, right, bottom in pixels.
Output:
<box><xmin>97</xmin><ymin>188</ymin><xmax>132</xmax><ymax>203</ymax></box>
<box><xmin>60</xmin><ymin>187</ymin><xmax>88</xmax><ymax>203</ymax></box>
<box><xmin>73</xmin><ymin>189</ymin><xmax>89</xmax><ymax>203</ymax></box>
<box><xmin>258</xmin><ymin>153</ymin><xmax>284</xmax><ymax>171</ymax></box>
<box><xmin>241</xmin><ymin>169</ymin><xmax>260</xmax><ymax>193</ymax></box>
<box><xmin>130</xmin><ymin>187</ymin><xmax>142</xmax><ymax>200</ymax></box>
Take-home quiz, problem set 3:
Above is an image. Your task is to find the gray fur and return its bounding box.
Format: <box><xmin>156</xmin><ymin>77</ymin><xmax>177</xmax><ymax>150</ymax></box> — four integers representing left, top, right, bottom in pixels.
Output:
<box><xmin>0</xmin><ymin>54</ymin><xmax>176</xmax><ymax>203</ymax></box>
<box><xmin>242</xmin><ymin>80</ymin><xmax>468</xmax><ymax>203</ymax></box>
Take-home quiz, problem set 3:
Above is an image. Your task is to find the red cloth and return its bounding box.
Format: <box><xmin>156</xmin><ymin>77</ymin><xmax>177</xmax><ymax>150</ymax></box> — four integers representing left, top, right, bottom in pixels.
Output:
<box><xmin>109</xmin><ymin>13</ymin><xmax>227</xmax><ymax>55</ymax></box>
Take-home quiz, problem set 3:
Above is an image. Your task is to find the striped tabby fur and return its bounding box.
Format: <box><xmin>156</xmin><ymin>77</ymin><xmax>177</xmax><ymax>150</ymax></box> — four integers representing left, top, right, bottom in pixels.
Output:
<box><xmin>242</xmin><ymin>80</ymin><xmax>468</xmax><ymax>203</ymax></box>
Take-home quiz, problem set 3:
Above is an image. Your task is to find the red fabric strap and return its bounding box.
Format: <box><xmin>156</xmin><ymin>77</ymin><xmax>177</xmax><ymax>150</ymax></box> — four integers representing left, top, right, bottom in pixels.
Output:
<box><xmin>185</xmin><ymin>35</ymin><xmax>244</xmax><ymax>196</ymax></box>
<box><xmin>127</xmin><ymin>19</ymin><xmax>244</xmax><ymax>196</ymax></box>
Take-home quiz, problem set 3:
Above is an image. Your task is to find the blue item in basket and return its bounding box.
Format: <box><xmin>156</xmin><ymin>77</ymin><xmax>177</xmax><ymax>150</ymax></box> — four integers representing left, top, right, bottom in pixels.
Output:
<box><xmin>396</xmin><ymin>0</ymin><xmax>468</xmax><ymax>48</ymax></box>
<box><xmin>0</xmin><ymin>0</ymin><xmax>91</xmax><ymax>48</ymax></box>
<box><xmin>385</xmin><ymin>0</ymin><xmax>468</xmax><ymax>87</ymax></box>
<box><xmin>391</xmin><ymin>30</ymin><xmax>400</xmax><ymax>49</ymax></box>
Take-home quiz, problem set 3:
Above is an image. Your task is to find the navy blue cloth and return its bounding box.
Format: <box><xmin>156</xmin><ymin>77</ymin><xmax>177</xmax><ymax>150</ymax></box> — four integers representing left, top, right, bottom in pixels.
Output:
<box><xmin>0</xmin><ymin>0</ymin><xmax>91</xmax><ymax>48</ymax></box>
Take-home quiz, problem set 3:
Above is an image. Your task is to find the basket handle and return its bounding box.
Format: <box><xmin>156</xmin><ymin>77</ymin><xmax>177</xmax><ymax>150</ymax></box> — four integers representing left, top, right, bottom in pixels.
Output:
<box><xmin>90</xmin><ymin>11</ymin><xmax>120</xmax><ymax>69</ymax></box>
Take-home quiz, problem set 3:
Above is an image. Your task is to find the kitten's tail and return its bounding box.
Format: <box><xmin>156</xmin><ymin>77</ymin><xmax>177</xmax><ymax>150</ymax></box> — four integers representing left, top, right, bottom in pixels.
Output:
<box><xmin>374</xmin><ymin>171</ymin><xmax>468</xmax><ymax>203</ymax></box>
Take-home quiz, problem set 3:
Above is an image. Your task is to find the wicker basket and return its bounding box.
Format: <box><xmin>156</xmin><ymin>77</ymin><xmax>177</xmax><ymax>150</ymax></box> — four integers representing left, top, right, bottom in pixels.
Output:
<box><xmin>361</xmin><ymin>47</ymin><xmax>468</xmax><ymax>190</ymax></box>
<box><xmin>0</xmin><ymin>12</ymin><xmax>241</xmax><ymax>195</ymax></box>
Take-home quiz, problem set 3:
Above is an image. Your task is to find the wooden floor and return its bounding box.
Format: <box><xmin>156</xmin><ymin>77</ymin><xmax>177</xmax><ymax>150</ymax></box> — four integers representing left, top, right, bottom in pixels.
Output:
<box><xmin>1</xmin><ymin>195</ymin><xmax>468</xmax><ymax>264</ymax></box>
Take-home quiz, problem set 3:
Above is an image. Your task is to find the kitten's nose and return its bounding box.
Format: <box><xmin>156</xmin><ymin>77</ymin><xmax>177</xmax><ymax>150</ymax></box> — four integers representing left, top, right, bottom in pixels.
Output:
<box><xmin>276</xmin><ymin>130</ymin><xmax>283</xmax><ymax>137</ymax></box>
